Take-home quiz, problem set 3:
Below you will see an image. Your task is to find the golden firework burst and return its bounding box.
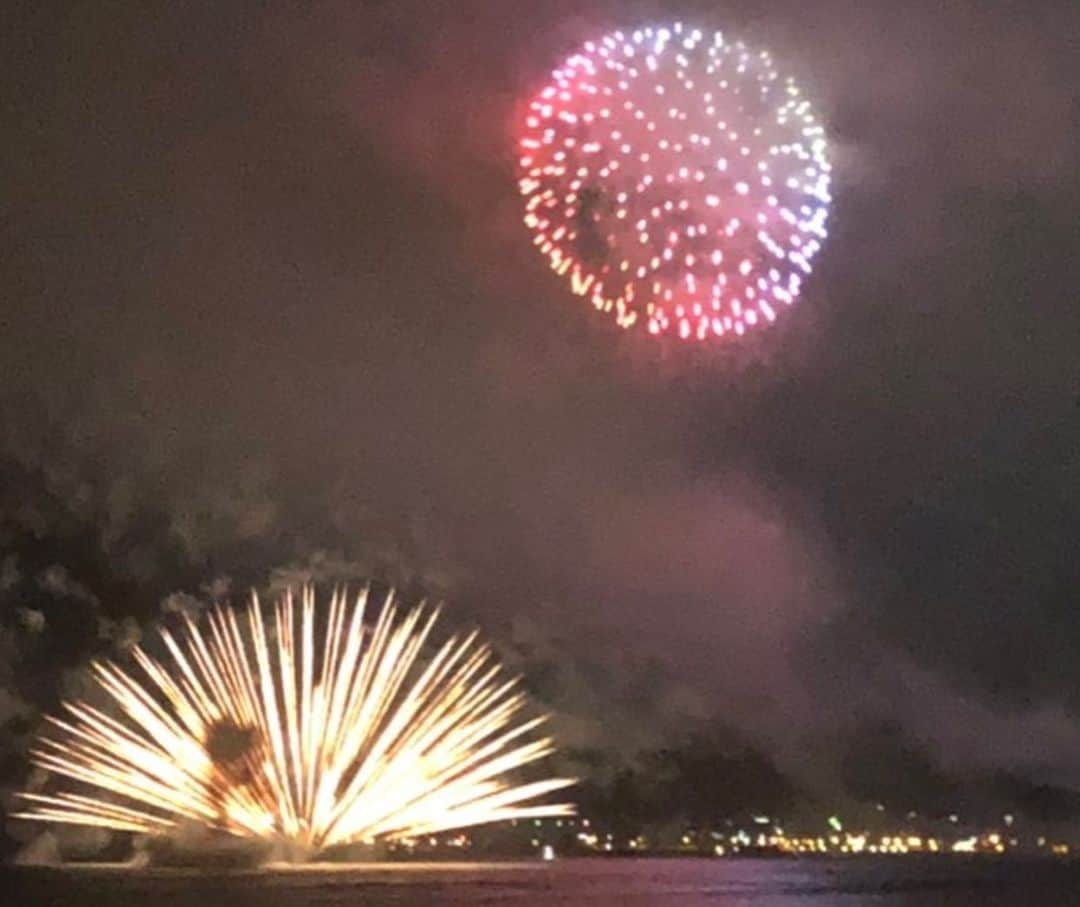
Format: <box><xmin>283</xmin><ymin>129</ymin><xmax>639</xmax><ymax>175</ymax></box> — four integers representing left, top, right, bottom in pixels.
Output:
<box><xmin>15</xmin><ymin>588</ymin><xmax>575</xmax><ymax>851</ymax></box>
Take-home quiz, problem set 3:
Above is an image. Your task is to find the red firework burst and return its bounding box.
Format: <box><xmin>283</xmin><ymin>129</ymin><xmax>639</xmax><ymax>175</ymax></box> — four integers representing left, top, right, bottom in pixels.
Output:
<box><xmin>519</xmin><ymin>24</ymin><xmax>832</xmax><ymax>342</ymax></box>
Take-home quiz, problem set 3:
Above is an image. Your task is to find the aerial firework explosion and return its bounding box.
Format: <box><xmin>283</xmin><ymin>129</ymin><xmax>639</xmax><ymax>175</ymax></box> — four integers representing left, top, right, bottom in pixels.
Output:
<box><xmin>15</xmin><ymin>588</ymin><xmax>575</xmax><ymax>854</ymax></box>
<box><xmin>519</xmin><ymin>23</ymin><xmax>832</xmax><ymax>341</ymax></box>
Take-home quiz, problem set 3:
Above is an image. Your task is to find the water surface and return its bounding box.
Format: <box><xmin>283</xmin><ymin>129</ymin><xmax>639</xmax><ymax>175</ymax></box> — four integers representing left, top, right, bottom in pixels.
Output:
<box><xmin>6</xmin><ymin>857</ymin><xmax>1077</xmax><ymax>905</ymax></box>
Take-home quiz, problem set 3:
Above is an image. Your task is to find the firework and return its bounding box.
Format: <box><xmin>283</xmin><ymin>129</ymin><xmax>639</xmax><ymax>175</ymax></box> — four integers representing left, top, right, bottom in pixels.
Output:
<box><xmin>15</xmin><ymin>588</ymin><xmax>575</xmax><ymax>853</ymax></box>
<box><xmin>519</xmin><ymin>23</ymin><xmax>831</xmax><ymax>341</ymax></box>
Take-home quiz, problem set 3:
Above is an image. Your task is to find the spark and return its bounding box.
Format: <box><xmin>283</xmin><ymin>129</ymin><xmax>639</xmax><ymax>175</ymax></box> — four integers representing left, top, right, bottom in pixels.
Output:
<box><xmin>519</xmin><ymin>24</ymin><xmax>832</xmax><ymax>342</ymax></box>
<box><xmin>15</xmin><ymin>588</ymin><xmax>575</xmax><ymax>853</ymax></box>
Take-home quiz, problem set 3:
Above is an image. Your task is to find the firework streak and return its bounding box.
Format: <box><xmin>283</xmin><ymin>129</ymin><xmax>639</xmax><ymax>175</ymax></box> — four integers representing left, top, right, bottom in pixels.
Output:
<box><xmin>15</xmin><ymin>589</ymin><xmax>575</xmax><ymax>851</ymax></box>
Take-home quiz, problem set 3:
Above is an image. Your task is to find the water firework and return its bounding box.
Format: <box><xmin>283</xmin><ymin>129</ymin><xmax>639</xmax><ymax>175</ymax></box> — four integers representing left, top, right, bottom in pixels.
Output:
<box><xmin>519</xmin><ymin>23</ymin><xmax>832</xmax><ymax>341</ymax></box>
<box><xmin>15</xmin><ymin>588</ymin><xmax>575</xmax><ymax>853</ymax></box>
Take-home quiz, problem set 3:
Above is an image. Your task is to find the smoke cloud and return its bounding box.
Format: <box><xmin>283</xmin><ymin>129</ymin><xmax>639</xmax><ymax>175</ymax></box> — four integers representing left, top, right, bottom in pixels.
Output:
<box><xmin>2</xmin><ymin>0</ymin><xmax>1079</xmax><ymax>855</ymax></box>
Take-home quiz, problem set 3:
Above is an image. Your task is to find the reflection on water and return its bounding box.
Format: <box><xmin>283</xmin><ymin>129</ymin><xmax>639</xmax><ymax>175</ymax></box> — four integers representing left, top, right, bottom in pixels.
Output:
<box><xmin>5</xmin><ymin>857</ymin><xmax>1079</xmax><ymax>906</ymax></box>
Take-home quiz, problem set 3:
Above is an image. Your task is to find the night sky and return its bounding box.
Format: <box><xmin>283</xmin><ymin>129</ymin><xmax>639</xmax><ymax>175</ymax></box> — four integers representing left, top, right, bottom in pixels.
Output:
<box><xmin>2</xmin><ymin>0</ymin><xmax>1080</xmax><ymax>843</ymax></box>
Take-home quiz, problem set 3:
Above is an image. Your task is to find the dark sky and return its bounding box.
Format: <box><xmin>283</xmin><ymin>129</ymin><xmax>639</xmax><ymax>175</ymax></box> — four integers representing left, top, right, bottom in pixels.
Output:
<box><xmin>2</xmin><ymin>0</ymin><xmax>1080</xmax><ymax>820</ymax></box>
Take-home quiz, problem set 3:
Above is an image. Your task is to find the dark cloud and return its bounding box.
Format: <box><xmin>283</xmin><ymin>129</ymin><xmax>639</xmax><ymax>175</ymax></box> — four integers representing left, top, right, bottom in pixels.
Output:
<box><xmin>1</xmin><ymin>0</ymin><xmax>1079</xmax><ymax>847</ymax></box>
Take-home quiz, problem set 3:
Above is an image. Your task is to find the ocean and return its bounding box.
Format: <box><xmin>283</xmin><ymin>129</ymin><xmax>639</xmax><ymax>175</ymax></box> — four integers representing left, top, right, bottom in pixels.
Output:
<box><xmin>5</xmin><ymin>857</ymin><xmax>1079</xmax><ymax>906</ymax></box>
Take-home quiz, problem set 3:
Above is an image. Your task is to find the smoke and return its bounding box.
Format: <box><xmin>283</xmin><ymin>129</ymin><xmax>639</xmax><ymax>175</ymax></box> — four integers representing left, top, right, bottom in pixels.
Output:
<box><xmin>11</xmin><ymin>831</ymin><xmax>61</xmax><ymax>867</ymax></box>
<box><xmin>856</xmin><ymin>656</ymin><xmax>1080</xmax><ymax>790</ymax></box>
<box><xmin>1</xmin><ymin>0</ymin><xmax>1078</xmax><ymax>852</ymax></box>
